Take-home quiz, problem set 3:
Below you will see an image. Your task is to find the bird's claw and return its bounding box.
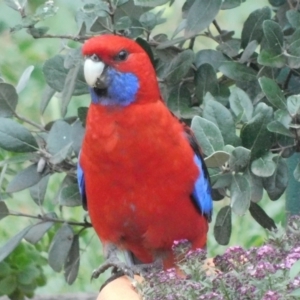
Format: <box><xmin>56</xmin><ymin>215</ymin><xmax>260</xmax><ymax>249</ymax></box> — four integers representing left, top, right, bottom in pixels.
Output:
<box><xmin>91</xmin><ymin>259</ymin><xmax>135</xmax><ymax>280</ymax></box>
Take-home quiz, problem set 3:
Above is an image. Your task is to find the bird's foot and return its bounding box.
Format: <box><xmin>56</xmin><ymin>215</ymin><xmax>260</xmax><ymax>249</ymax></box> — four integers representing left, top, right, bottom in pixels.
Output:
<box><xmin>91</xmin><ymin>256</ymin><xmax>134</xmax><ymax>280</ymax></box>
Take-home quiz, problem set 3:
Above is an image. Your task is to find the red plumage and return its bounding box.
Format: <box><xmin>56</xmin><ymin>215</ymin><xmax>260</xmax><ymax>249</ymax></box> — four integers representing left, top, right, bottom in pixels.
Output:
<box><xmin>80</xmin><ymin>35</ymin><xmax>209</xmax><ymax>269</ymax></box>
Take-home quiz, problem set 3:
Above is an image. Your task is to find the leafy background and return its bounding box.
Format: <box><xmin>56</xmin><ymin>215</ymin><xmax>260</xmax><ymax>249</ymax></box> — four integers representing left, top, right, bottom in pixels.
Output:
<box><xmin>0</xmin><ymin>0</ymin><xmax>294</xmax><ymax>297</ymax></box>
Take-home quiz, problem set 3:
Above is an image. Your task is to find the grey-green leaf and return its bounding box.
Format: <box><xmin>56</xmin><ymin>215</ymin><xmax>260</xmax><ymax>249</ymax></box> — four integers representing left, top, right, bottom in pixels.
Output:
<box><xmin>163</xmin><ymin>50</ymin><xmax>194</xmax><ymax>84</ymax></box>
<box><xmin>64</xmin><ymin>235</ymin><xmax>80</xmax><ymax>285</ymax></box>
<box><xmin>191</xmin><ymin>116</ymin><xmax>224</xmax><ymax>156</ymax></box>
<box><xmin>204</xmin><ymin>151</ymin><xmax>230</xmax><ymax>168</ymax></box>
<box><xmin>59</xmin><ymin>184</ymin><xmax>82</xmax><ymax>207</ymax></box>
<box><xmin>287</xmin><ymin>95</ymin><xmax>300</xmax><ymax>116</ymax></box>
<box><xmin>0</xmin><ymin>118</ymin><xmax>38</xmax><ymax>152</ymax></box>
<box><xmin>16</xmin><ymin>65</ymin><xmax>34</xmax><ymax>94</ymax></box>
<box><xmin>214</xmin><ymin>205</ymin><xmax>231</xmax><ymax>245</ymax></box>
<box><xmin>249</xmin><ymin>202</ymin><xmax>276</xmax><ymax>230</ymax></box>
<box><xmin>7</xmin><ymin>164</ymin><xmax>45</xmax><ymax>193</ymax></box>
<box><xmin>0</xmin><ymin>225</ymin><xmax>32</xmax><ymax>262</ymax></box>
<box><xmin>251</xmin><ymin>152</ymin><xmax>276</xmax><ymax>177</ymax></box>
<box><xmin>47</xmin><ymin>120</ymin><xmax>72</xmax><ymax>156</ymax></box>
<box><xmin>25</xmin><ymin>221</ymin><xmax>54</xmax><ymax>244</ymax></box>
<box><xmin>229</xmin><ymin>87</ymin><xmax>253</xmax><ymax>122</ymax></box>
<box><xmin>219</xmin><ymin>62</ymin><xmax>257</xmax><ymax>82</ymax></box>
<box><xmin>263</xmin><ymin>156</ymin><xmax>288</xmax><ymax>200</ymax></box>
<box><xmin>263</xmin><ymin>20</ymin><xmax>283</xmax><ymax>55</ymax></box>
<box><xmin>229</xmin><ymin>146</ymin><xmax>251</xmax><ymax>172</ymax></box>
<box><xmin>294</xmin><ymin>162</ymin><xmax>300</xmax><ymax>182</ymax></box>
<box><xmin>258</xmin><ymin>77</ymin><xmax>286</xmax><ymax>110</ymax></box>
<box><xmin>29</xmin><ymin>175</ymin><xmax>50</xmax><ymax>206</ymax></box>
<box><xmin>195</xmin><ymin>49</ymin><xmax>228</xmax><ymax>70</ymax></box>
<box><xmin>203</xmin><ymin>95</ymin><xmax>240</xmax><ymax>146</ymax></box>
<box><xmin>230</xmin><ymin>174</ymin><xmax>251</xmax><ymax>215</ymax></box>
<box><xmin>267</xmin><ymin>121</ymin><xmax>295</xmax><ymax>138</ymax></box>
<box><xmin>48</xmin><ymin>223</ymin><xmax>74</xmax><ymax>272</ymax></box>
<box><xmin>240</xmin><ymin>103</ymin><xmax>274</xmax><ymax>160</ymax></box>
<box><xmin>195</xmin><ymin>64</ymin><xmax>219</xmax><ymax>103</ymax></box>
<box><xmin>0</xmin><ymin>83</ymin><xmax>18</xmax><ymax>118</ymax></box>
<box><xmin>185</xmin><ymin>0</ymin><xmax>222</xmax><ymax>37</ymax></box>
<box><xmin>0</xmin><ymin>201</ymin><xmax>9</xmax><ymax>221</ymax></box>
<box><xmin>241</xmin><ymin>6</ymin><xmax>271</xmax><ymax>49</ymax></box>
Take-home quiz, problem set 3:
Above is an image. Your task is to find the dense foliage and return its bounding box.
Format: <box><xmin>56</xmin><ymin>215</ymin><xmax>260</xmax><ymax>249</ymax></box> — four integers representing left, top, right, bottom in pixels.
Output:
<box><xmin>0</xmin><ymin>0</ymin><xmax>300</xmax><ymax>298</ymax></box>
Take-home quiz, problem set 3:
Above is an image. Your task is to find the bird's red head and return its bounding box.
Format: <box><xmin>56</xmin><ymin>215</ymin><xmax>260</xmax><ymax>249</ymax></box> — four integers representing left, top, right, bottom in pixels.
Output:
<box><xmin>82</xmin><ymin>35</ymin><xmax>160</xmax><ymax>106</ymax></box>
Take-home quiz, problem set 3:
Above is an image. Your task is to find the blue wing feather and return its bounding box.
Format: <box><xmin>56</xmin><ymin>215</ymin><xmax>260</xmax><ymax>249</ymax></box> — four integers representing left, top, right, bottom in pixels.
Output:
<box><xmin>77</xmin><ymin>156</ymin><xmax>87</xmax><ymax>210</ymax></box>
<box><xmin>192</xmin><ymin>154</ymin><xmax>212</xmax><ymax>221</ymax></box>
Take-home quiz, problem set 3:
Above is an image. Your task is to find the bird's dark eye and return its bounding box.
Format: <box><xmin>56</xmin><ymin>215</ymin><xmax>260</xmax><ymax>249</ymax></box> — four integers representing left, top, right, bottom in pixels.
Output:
<box><xmin>115</xmin><ymin>50</ymin><xmax>128</xmax><ymax>61</ymax></box>
<box><xmin>90</xmin><ymin>54</ymin><xmax>100</xmax><ymax>62</ymax></box>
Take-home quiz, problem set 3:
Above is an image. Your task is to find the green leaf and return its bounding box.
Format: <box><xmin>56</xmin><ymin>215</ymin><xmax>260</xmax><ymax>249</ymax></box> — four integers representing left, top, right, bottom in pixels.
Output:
<box><xmin>241</xmin><ymin>6</ymin><xmax>271</xmax><ymax>49</ymax></box>
<box><xmin>246</xmin><ymin>170</ymin><xmax>264</xmax><ymax>203</ymax></box>
<box><xmin>133</xmin><ymin>0</ymin><xmax>169</xmax><ymax>6</ymax></box>
<box><xmin>212</xmin><ymin>173</ymin><xmax>232</xmax><ymax>189</ymax></box>
<box><xmin>195</xmin><ymin>49</ymin><xmax>228</xmax><ymax>70</ymax></box>
<box><xmin>240</xmin><ymin>103</ymin><xmax>274</xmax><ymax>160</ymax></box>
<box><xmin>251</xmin><ymin>152</ymin><xmax>276</xmax><ymax>177</ymax></box>
<box><xmin>258</xmin><ymin>77</ymin><xmax>286</xmax><ymax>110</ymax></box>
<box><xmin>25</xmin><ymin>221</ymin><xmax>54</xmax><ymax>244</ymax></box>
<box><xmin>249</xmin><ymin>202</ymin><xmax>276</xmax><ymax>230</ymax></box>
<box><xmin>274</xmin><ymin>109</ymin><xmax>292</xmax><ymax>128</ymax></box>
<box><xmin>290</xmin><ymin>259</ymin><xmax>300</xmax><ymax>280</ymax></box>
<box><xmin>219</xmin><ymin>62</ymin><xmax>257</xmax><ymax>82</ymax></box>
<box><xmin>263</xmin><ymin>156</ymin><xmax>288</xmax><ymax>200</ymax></box>
<box><xmin>229</xmin><ymin>87</ymin><xmax>253</xmax><ymax>122</ymax></box>
<box><xmin>78</xmin><ymin>107</ymin><xmax>88</xmax><ymax>127</ymax></box>
<box><xmin>0</xmin><ymin>118</ymin><xmax>38</xmax><ymax>152</ymax></box>
<box><xmin>0</xmin><ymin>201</ymin><xmax>9</xmax><ymax>221</ymax></box>
<box><xmin>115</xmin><ymin>16</ymin><xmax>132</xmax><ymax>31</ymax></box>
<box><xmin>163</xmin><ymin>50</ymin><xmax>194</xmax><ymax>84</ymax></box>
<box><xmin>294</xmin><ymin>162</ymin><xmax>300</xmax><ymax>181</ymax></box>
<box><xmin>43</xmin><ymin>55</ymin><xmax>88</xmax><ymax>96</ymax></box>
<box><xmin>229</xmin><ymin>146</ymin><xmax>251</xmax><ymax>172</ymax></box>
<box><xmin>203</xmin><ymin>95</ymin><xmax>240</xmax><ymax>146</ymax></box>
<box><xmin>185</xmin><ymin>0</ymin><xmax>222</xmax><ymax>37</ymax></box>
<box><xmin>191</xmin><ymin>116</ymin><xmax>224</xmax><ymax>156</ymax></box>
<box><xmin>221</xmin><ymin>0</ymin><xmax>246</xmax><ymax>10</ymax></box>
<box><xmin>7</xmin><ymin>164</ymin><xmax>45</xmax><ymax>193</ymax></box>
<box><xmin>59</xmin><ymin>184</ymin><xmax>81</xmax><ymax>207</ymax></box>
<box><xmin>64</xmin><ymin>235</ymin><xmax>80</xmax><ymax>285</ymax></box>
<box><xmin>269</xmin><ymin>0</ymin><xmax>285</xmax><ymax>6</ymax></box>
<box><xmin>204</xmin><ymin>151</ymin><xmax>230</xmax><ymax>168</ymax></box>
<box><xmin>47</xmin><ymin>120</ymin><xmax>72</xmax><ymax>156</ymax></box>
<box><xmin>239</xmin><ymin>40</ymin><xmax>258</xmax><ymax>64</ymax></box>
<box><xmin>16</xmin><ymin>65</ymin><xmax>34</xmax><ymax>94</ymax></box>
<box><xmin>262</xmin><ymin>20</ymin><xmax>283</xmax><ymax>54</ymax></box>
<box><xmin>230</xmin><ymin>174</ymin><xmax>251</xmax><ymax>215</ymax></box>
<box><xmin>195</xmin><ymin>64</ymin><xmax>219</xmax><ymax>103</ymax></box>
<box><xmin>29</xmin><ymin>175</ymin><xmax>50</xmax><ymax>206</ymax></box>
<box><xmin>71</xmin><ymin>120</ymin><xmax>85</xmax><ymax>156</ymax></box>
<box><xmin>0</xmin><ymin>83</ymin><xmax>18</xmax><ymax>118</ymax></box>
<box><xmin>217</xmin><ymin>39</ymin><xmax>240</xmax><ymax>58</ymax></box>
<box><xmin>167</xmin><ymin>85</ymin><xmax>196</xmax><ymax>119</ymax></box>
<box><xmin>267</xmin><ymin>121</ymin><xmax>295</xmax><ymax>137</ymax></box>
<box><xmin>214</xmin><ymin>205</ymin><xmax>231</xmax><ymax>245</ymax></box>
<box><xmin>286</xmin><ymin>28</ymin><xmax>300</xmax><ymax>68</ymax></box>
<box><xmin>0</xmin><ymin>275</ymin><xmax>17</xmax><ymax>296</ymax></box>
<box><xmin>40</xmin><ymin>85</ymin><xmax>56</xmax><ymax>115</ymax></box>
<box><xmin>287</xmin><ymin>94</ymin><xmax>300</xmax><ymax>116</ymax></box>
<box><xmin>258</xmin><ymin>49</ymin><xmax>285</xmax><ymax>68</ymax></box>
<box><xmin>139</xmin><ymin>11</ymin><xmax>156</xmax><ymax>30</ymax></box>
<box><xmin>61</xmin><ymin>64</ymin><xmax>81</xmax><ymax>117</ymax></box>
<box><xmin>48</xmin><ymin>223</ymin><xmax>74</xmax><ymax>272</ymax></box>
<box><xmin>286</xmin><ymin>10</ymin><xmax>300</xmax><ymax>29</ymax></box>
<box><xmin>0</xmin><ymin>225</ymin><xmax>32</xmax><ymax>263</ymax></box>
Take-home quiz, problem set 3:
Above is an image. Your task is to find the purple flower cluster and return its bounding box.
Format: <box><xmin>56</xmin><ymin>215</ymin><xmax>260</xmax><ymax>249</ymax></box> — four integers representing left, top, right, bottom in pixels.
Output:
<box><xmin>138</xmin><ymin>217</ymin><xmax>300</xmax><ymax>299</ymax></box>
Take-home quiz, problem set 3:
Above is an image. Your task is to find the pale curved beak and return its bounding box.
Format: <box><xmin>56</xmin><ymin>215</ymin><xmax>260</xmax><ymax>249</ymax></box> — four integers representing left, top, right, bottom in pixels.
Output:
<box><xmin>84</xmin><ymin>58</ymin><xmax>107</xmax><ymax>89</ymax></box>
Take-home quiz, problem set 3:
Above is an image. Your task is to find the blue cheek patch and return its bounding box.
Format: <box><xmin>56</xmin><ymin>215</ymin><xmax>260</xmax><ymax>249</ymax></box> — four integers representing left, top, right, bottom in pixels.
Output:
<box><xmin>90</xmin><ymin>68</ymin><xmax>139</xmax><ymax>106</ymax></box>
<box><xmin>192</xmin><ymin>155</ymin><xmax>213</xmax><ymax>219</ymax></box>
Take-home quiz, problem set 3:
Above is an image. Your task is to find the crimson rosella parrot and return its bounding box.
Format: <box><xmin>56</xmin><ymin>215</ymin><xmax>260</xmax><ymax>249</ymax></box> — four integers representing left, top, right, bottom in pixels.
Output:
<box><xmin>77</xmin><ymin>34</ymin><xmax>212</xmax><ymax>277</ymax></box>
